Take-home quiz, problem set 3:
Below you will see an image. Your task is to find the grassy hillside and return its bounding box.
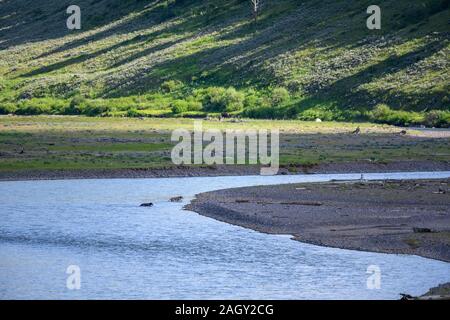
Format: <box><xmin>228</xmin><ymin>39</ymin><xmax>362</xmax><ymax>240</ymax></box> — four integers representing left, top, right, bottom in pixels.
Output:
<box><xmin>0</xmin><ymin>0</ymin><xmax>449</xmax><ymax>126</ymax></box>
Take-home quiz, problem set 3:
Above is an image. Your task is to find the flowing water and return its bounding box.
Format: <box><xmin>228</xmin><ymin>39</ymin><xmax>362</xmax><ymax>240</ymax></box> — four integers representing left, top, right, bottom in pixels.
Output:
<box><xmin>0</xmin><ymin>172</ymin><xmax>449</xmax><ymax>299</ymax></box>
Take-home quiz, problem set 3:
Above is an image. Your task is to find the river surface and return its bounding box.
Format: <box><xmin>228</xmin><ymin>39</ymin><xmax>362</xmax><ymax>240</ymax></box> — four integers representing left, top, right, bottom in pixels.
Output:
<box><xmin>1</xmin><ymin>172</ymin><xmax>449</xmax><ymax>299</ymax></box>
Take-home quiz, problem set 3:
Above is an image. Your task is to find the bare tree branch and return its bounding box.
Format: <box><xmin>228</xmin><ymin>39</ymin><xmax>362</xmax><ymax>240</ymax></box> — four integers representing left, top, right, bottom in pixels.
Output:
<box><xmin>250</xmin><ymin>0</ymin><xmax>262</xmax><ymax>22</ymax></box>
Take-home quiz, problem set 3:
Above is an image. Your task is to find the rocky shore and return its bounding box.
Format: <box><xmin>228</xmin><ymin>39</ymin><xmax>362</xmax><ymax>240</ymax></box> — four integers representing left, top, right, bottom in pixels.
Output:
<box><xmin>186</xmin><ymin>179</ymin><xmax>450</xmax><ymax>262</ymax></box>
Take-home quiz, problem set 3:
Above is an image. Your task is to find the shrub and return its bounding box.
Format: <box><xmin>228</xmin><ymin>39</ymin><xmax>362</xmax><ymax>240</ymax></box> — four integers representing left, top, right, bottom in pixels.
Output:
<box><xmin>202</xmin><ymin>87</ymin><xmax>226</xmax><ymax>112</ymax></box>
<box><xmin>271</xmin><ymin>87</ymin><xmax>290</xmax><ymax>105</ymax></box>
<box><xmin>9</xmin><ymin>98</ymin><xmax>67</xmax><ymax>115</ymax></box>
<box><xmin>202</xmin><ymin>87</ymin><xmax>244</xmax><ymax>112</ymax></box>
<box><xmin>160</xmin><ymin>80</ymin><xmax>184</xmax><ymax>93</ymax></box>
<box><xmin>0</xmin><ymin>103</ymin><xmax>16</xmax><ymax>114</ymax></box>
<box><xmin>243</xmin><ymin>90</ymin><xmax>261</xmax><ymax>109</ymax></box>
<box><xmin>15</xmin><ymin>102</ymin><xmax>50</xmax><ymax>115</ymax></box>
<box><xmin>48</xmin><ymin>100</ymin><xmax>68</xmax><ymax>114</ymax></box>
<box><xmin>389</xmin><ymin>111</ymin><xmax>422</xmax><ymax>126</ymax></box>
<box><xmin>369</xmin><ymin>104</ymin><xmax>423</xmax><ymax>126</ymax></box>
<box><xmin>371</xmin><ymin>104</ymin><xmax>391</xmax><ymax>120</ymax></box>
<box><xmin>243</xmin><ymin>106</ymin><xmax>277</xmax><ymax>119</ymax></box>
<box><xmin>126</xmin><ymin>109</ymin><xmax>142</xmax><ymax>117</ymax></box>
<box><xmin>221</xmin><ymin>87</ymin><xmax>244</xmax><ymax>112</ymax></box>
<box><xmin>298</xmin><ymin>108</ymin><xmax>335</xmax><ymax>121</ymax></box>
<box><xmin>185</xmin><ymin>99</ymin><xmax>202</xmax><ymax>112</ymax></box>
<box><xmin>243</xmin><ymin>100</ymin><xmax>287</xmax><ymax>119</ymax></box>
<box><xmin>66</xmin><ymin>96</ymin><xmax>87</xmax><ymax>115</ymax></box>
<box><xmin>63</xmin><ymin>97</ymin><xmax>109</xmax><ymax>116</ymax></box>
<box><xmin>424</xmin><ymin>110</ymin><xmax>450</xmax><ymax>128</ymax></box>
<box><xmin>82</xmin><ymin>102</ymin><xmax>109</xmax><ymax>116</ymax></box>
<box><xmin>170</xmin><ymin>100</ymin><xmax>189</xmax><ymax>114</ymax></box>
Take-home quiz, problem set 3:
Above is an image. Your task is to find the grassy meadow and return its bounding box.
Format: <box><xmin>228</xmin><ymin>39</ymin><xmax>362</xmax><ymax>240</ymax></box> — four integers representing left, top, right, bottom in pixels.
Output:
<box><xmin>0</xmin><ymin>116</ymin><xmax>449</xmax><ymax>173</ymax></box>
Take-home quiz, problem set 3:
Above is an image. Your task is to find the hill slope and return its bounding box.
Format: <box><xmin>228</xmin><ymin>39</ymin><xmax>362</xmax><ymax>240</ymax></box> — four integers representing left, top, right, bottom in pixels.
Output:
<box><xmin>0</xmin><ymin>0</ymin><xmax>449</xmax><ymax>125</ymax></box>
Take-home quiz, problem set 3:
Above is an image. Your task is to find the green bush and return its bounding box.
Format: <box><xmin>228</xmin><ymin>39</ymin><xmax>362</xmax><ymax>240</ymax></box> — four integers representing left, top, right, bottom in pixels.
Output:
<box><xmin>126</xmin><ymin>109</ymin><xmax>142</xmax><ymax>117</ymax></box>
<box><xmin>424</xmin><ymin>110</ymin><xmax>450</xmax><ymax>128</ymax></box>
<box><xmin>82</xmin><ymin>102</ymin><xmax>109</xmax><ymax>116</ymax></box>
<box><xmin>298</xmin><ymin>108</ymin><xmax>335</xmax><ymax>121</ymax></box>
<box><xmin>186</xmin><ymin>99</ymin><xmax>202</xmax><ymax>112</ymax></box>
<box><xmin>271</xmin><ymin>87</ymin><xmax>290</xmax><ymax>105</ymax></box>
<box><xmin>370</xmin><ymin>104</ymin><xmax>423</xmax><ymax>126</ymax></box>
<box><xmin>202</xmin><ymin>87</ymin><xmax>226</xmax><ymax>112</ymax></box>
<box><xmin>48</xmin><ymin>100</ymin><xmax>68</xmax><ymax>114</ymax></box>
<box><xmin>160</xmin><ymin>80</ymin><xmax>184</xmax><ymax>93</ymax></box>
<box><xmin>243</xmin><ymin>89</ymin><xmax>294</xmax><ymax>119</ymax></box>
<box><xmin>243</xmin><ymin>90</ymin><xmax>262</xmax><ymax>109</ymax></box>
<box><xmin>371</xmin><ymin>104</ymin><xmax>391</xmax><ymax>120</ymax></box>
<box><xmin>15</xmin><ymin>102</ymin><xmax>50</xmax><ymax>115</ymax></box>
<box><xmin>170</xmin><ymin>95</ymin><xmax>202</xmax><ymax>112</ymax></box>
<box><xmin>9</xmin><ymin>98</ymin><xmax>68</xmax><ymax>115</ymax></box>
<box><xmin>63</xmin><ymin>97</ymin><xmax>109</xmax><ymax>116</ymax></box>
<box><xmin>202</xmin><ymin>87</ymin><xmax>244</xmax><ymax>112</ymax></box>
<box><xmin>243</xmin><ymin>101</ymin><xmax>287</xmax><ymax>119</ymax></box>
<box><xmin>222</xmin><ymin>87</ymin><xmax>244</xmax><ymax>112</ymax></box>
<box><xmin>66</xmin><ymin>96</ymin><xmax>87</xmax><ymax>115</ymax></box>
<box><xmin>369</xmin><ymin>104</ymin><xmax>450</xmax><ymax>127</ymax></box>
<box><xmin>170</xmin><ymin>100</ymin><xmax>189</xmax><ymax>114</ymax></box>
<box><xmin>243</xmin><ymin>106</ymin><xmax>277</xmax><ymax>119</ymax></box>
<box><xmin>0</xmin><ymin>103</ymin><xmax>16</xmax><ymax>114</ymax></box>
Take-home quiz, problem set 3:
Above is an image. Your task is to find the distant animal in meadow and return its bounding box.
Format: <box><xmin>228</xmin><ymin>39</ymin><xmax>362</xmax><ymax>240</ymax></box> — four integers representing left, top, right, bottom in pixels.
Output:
<box><xmin>352</xmin><ymin>127</ymin><xmax>361</xmax><ymax>134</ymax></box>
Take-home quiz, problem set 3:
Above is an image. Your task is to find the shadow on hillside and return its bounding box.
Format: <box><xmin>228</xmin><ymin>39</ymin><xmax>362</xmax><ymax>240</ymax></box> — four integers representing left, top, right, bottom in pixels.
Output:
<box><xmin>15</xmin><ymin>0</ymin><xmax>247</xmax><ymax>74</ymax></box>
<box><xmin>295</xmin><ymin>36</ymin><xmax>449</xmax><ymax>111</ymax></box>
<box><xmin>99</xmin><ymin>2</ymin><xmax>446</xmax><ymax>98</ymax></box>
<box><xmin>21</xmin><ymin>32</ymin><xmax>189</xmax><ymax>77</ymax></box>
<box><xmin>5</xmin><ymin>0</ymin><xmax>448</xmax><ymax>112</ymax></box>
<box><xmin>97</xmin><ymin>2</ymin><xmax>358</xmax><ymax>95</ymax></box>
<box><xmin>0</xmin><ymin>0</ymin><xmax>166</xmax><ymax>50</ymax></box>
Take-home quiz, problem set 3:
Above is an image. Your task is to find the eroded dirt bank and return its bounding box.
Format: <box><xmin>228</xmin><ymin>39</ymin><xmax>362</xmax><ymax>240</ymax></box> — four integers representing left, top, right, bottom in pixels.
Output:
<box><xmin>1</xmin><ymin>160</ymin><xmax>449</xmax><ymax>181</ymax></box>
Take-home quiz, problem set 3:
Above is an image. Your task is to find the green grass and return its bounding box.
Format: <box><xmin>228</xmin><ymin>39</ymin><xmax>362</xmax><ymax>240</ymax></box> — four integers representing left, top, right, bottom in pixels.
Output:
<box><xmin>0</xmin><ymin>115</ymin><xmax>404</xmax><ymax>133</ymax></box>
<box><xmin>48</xmin><ymin>142</ymin><xmax>172</xmax><ymax>152</ymax></box>
<box><xmin>0</xmin><ymin>116</ymin><xmax>448</xmax><ymax>173</ymax></box>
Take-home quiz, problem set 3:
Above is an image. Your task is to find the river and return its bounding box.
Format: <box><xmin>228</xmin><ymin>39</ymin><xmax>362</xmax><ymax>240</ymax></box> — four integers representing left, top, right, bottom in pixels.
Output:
<box><xmin>1</xmin><ymin>172</ymin><xmax>449</xmax><ymax>299</ymax></box>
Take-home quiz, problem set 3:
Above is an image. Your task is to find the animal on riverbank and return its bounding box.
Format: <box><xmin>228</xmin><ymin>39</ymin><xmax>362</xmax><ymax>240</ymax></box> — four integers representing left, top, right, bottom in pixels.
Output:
<box><xmin>170</xmin><ymin>196</ymin><xmax>183</xmax><ymax>202</ymax></box>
